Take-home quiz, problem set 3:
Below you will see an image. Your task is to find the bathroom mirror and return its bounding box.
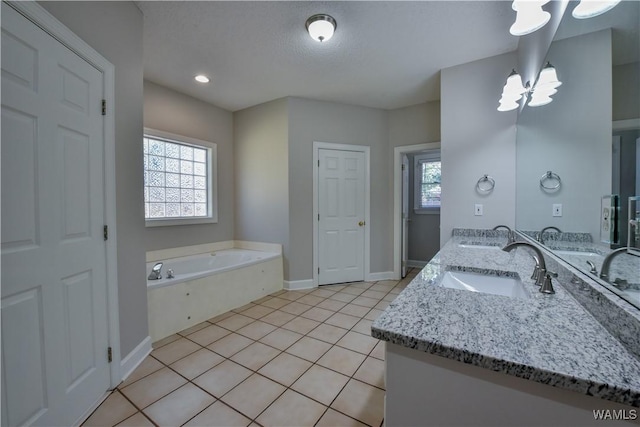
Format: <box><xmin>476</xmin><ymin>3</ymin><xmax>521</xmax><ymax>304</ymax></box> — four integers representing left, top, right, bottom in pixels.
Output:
<box><xmin>515</xmin><ymin>0</ymin><xmax>640</xmax><ymax>308</ymax></box>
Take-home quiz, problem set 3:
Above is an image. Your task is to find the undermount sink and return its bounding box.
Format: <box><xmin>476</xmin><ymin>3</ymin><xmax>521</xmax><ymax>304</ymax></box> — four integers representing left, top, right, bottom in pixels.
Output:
<box><xmin>554</xmin><ymin>250</ymin><xmax>601</xmax><ymax>258</ymax></box>
<box><xmin>440</xmin><ymin>271</ymin><xmax>529</xmax><ymax>299</ymax></box>
<box><xmin>458</xmin><ymin>244</ymin><xmax>501</xmax><ymax>250</ymax></box>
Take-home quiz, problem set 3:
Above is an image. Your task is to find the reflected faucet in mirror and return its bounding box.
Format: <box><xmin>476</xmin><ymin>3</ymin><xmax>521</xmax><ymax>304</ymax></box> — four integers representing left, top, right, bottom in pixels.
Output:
<box><xmin>600</xmin><ymin>247</ymin><xmax>631</xmax><ymax>282</ymax></box>
<box><xmin>502</xmin><ymin>241</ymin><xmax>556</xmax><ymax>293</ymax></box>
<box><xmin>537</xmin><ymin>226</ymin><xmax>562</xmax><ymax>244</ymax></box>
<box><xmin>493</xmin><ymin>225</ymin><xmax>515</xmax><ymax>244</ymax></box>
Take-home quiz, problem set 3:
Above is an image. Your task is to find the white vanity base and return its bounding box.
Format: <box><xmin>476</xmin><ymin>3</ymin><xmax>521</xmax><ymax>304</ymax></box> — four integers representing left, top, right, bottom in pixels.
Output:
<box><xmin>385</xmin><ymin>343</ymin><xmax>638</xmax><ymax>426</ymax></box>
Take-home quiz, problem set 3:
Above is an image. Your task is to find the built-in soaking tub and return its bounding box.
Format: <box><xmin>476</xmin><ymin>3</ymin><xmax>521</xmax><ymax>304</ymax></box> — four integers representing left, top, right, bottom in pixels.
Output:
<box><xmin>147</xmin><ymin>243</ymin><xmax>283</xmax><ymax>342</ymax></box>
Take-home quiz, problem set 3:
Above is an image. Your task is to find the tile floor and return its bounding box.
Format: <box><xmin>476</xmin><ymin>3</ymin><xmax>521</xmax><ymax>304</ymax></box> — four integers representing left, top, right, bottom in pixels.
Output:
<box><xmin>83</xmin><ymin>270</ymin><xmax>418</xmax><ymax>427</ymax></box>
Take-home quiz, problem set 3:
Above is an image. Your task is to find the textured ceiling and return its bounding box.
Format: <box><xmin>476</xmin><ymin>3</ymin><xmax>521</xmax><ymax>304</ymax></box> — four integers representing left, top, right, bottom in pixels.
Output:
<box><xmin>138</xmin><ymin>1</ymin><xmax>520</xmax><ymax>112</ymax></box>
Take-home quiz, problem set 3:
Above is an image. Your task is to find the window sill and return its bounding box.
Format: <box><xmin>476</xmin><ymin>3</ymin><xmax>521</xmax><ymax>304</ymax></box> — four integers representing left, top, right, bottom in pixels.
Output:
<box><xmin>145</xmin><ymin>217</ymin><xmax>218</xmax><ymax>227</ymax></box>
<box><xmin>413</xmin><ymin>208</ymin><xmax>441</xmax><ymax>215</ymax></box>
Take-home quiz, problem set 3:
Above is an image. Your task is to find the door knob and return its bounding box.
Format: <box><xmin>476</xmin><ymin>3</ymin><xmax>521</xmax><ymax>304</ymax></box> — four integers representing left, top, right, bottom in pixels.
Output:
<box><xmin>358</xmin><ymin>221</ymin><xmax>365</xmax><ymax>226</ymax></box>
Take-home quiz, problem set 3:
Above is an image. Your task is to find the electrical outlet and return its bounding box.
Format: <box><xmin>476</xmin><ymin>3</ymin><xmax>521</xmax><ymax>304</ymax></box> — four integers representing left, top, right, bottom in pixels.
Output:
<box><xmin>475</xmin><ymin>204</ymin><xmax>483</xmax><ymax>216</ymax></box>
<box><xmin>553</xmin><ymin>204</ymin><xmax>562</xmax><ymax>217</ymax></box>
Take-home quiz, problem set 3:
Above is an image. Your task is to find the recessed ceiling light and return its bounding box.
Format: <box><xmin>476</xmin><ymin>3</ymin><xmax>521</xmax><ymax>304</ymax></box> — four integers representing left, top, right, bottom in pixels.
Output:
<box><xmin>194</xmin><ymin>75</ymin><xmax>210</xmax><ymax>83</ymax></box>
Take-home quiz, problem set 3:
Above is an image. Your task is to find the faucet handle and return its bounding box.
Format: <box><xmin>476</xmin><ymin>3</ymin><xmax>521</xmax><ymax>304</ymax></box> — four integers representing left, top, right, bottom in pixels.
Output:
<box><xmin>540</xmin><ymin>273</ymin><xmax>556</xmax><ymax>294</ymax></box>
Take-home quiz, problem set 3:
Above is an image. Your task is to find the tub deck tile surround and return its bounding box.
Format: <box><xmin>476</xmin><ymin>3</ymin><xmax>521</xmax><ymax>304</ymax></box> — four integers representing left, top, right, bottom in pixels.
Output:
<box><xmin>372</xmin><ymin>229</ymin><xmax>640</xmax><ymax>408</ymax></box>
<box><xmin>85</xmin><ymin>273</ymin><xmax>417</xmax><ymax>427</ymax></box>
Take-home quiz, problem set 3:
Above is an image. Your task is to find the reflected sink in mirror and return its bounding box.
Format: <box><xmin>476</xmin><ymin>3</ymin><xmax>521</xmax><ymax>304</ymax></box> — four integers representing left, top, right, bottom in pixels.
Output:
<box><xmin>440</xmin><ymin>271</ymin><xmax>529</xmax><ymax>299</ymax></box>
<box><xmin>457</xmin><ymin>243</ymin><xmax>502</xmax><ymax>250</ymax></box>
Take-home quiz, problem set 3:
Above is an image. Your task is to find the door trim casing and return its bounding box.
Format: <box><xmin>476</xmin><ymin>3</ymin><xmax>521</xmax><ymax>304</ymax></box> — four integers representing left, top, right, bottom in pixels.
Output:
<box><xmin>313</xmin><ymin>142</ymin><xmax>370</xmax><ymax>286</ymax></box>
<box><xmin>7</xmin><ymin>1</ymin><xmax>121</xmax><ymax>388</ymax></box>
<box><xmin>393</xmin><ymin>142</ymin><xmax>441</xmax><ymax>279</ymax></box>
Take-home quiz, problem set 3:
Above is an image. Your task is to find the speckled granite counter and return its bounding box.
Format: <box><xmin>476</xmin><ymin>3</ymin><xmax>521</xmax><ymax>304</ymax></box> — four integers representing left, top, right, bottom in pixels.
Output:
<box><xmin>372</xmin><ymin>231</ymin><xmax>640</xmax><ymax>408</ymax></box>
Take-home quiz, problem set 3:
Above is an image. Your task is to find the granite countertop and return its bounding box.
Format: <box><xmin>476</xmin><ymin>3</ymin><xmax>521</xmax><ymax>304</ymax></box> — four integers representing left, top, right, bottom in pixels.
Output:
<box><xmin>372</xmin><ymin>233</ymin><xmax>640</xmax><ymax>407</ymax></box>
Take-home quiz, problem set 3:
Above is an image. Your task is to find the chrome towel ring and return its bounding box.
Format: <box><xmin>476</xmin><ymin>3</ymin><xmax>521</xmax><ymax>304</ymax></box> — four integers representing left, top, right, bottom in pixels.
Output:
<box><xmin>476</xmin><ymin>174</ymin><xmax>495</xmax><ymax>193</ymax></box>
<box><xmin>540</xmin><ymin>171</ymin><xmax>561</xmax><ymax>191</ymax></box>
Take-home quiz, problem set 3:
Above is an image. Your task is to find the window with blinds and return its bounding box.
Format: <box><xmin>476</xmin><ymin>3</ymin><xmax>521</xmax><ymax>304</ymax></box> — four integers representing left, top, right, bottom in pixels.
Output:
<box><xmin>414</xmin><ymin>151</ymin><xmax>441</xmax><ymax>213</ymax></box>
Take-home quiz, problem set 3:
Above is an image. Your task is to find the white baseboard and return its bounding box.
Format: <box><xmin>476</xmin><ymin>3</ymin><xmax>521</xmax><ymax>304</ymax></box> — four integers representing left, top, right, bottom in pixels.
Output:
<box><xmin>284</xmin><ymin>279</ymin><xmax>315</xmax><ymax>290</ymax></box>
<box><xmin>367</xmin><ymin>271</ymin><xmax>395</xmax><ymax>281</ymax></box>
<box><xmin>120</xmin><ymin>336</ymin><xmax>152</xmax><ymax>383</ymax></box>
<box><xmin>407</xmin><ymin>260</ymin><xmax>428</xmax><ymax>268</ymax></box>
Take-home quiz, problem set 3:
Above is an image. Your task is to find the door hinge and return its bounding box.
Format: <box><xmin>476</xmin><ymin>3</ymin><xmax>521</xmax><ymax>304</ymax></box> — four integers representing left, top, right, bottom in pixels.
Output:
<box><xmin>101</xmin><ymin>99</ymin><xmax>106</xmax><ymax>116</ymax></box>
<box><xmin>317</xmin><ymin>160</ymin><xmax>320</xmax><ymax>167</ymax></box>
<box><xmin>318</xmin><ymin>214</ymin><xmax>320</xmax><ymax>221</ymax></box>
<box><xmin>402</xmin><ymin>164</ymin><xmax>406</xmax><ymax>171</ymax></box>
<box><xmin>107</xmin><ymin>347</ymin><xmax>112</xmax><ymax>363</ymax></box>
<box><xmin>103</xmin><ymin>225</ymin><xmax>108</xmax><ymax>241</ymax></box>
<box><xmin>318</xmin><ymin>267</ymin><xmax>320</xmax><ymax>274</ymax></box>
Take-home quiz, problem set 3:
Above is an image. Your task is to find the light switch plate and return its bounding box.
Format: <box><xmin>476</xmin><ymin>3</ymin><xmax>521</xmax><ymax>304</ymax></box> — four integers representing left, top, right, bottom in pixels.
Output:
<box><xmin>553</xmin><ymin>204</ymin><xmax>563</xmax><ymax>217</ymax></box>
<box><xmin>475</xmin><ymin>204</ymin><xmax>483</xmax><ymax>216</ymax></box>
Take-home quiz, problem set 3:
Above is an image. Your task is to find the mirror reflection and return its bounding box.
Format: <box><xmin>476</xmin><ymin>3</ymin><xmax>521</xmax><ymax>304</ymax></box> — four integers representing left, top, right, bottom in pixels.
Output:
<box><xmin>515</xmin><ymin>0</ymin><xmax>639</xmax><ymax>307</ymax></box>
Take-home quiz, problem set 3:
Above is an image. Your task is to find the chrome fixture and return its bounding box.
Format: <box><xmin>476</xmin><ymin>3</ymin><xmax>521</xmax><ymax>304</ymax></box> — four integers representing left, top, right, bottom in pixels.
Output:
<box><xmin>529</xmin><ymin>62</ymin><xmax>562</xmax><ymax>107</ymax></box>
<box><xmin>493</xmin><ymin>225</ymin><xmax>515</xmax><ymax>244</ymax></box>
<box><xmin>502</xmin><ymin>241</ymin><xmax>556</xmax><ymax>293</ymax></box>
<box><xmin>539</xmin><ymin>170</ymin><xmax>562</xmax><ymax>191</ymax></box>
<box><xmin>166</xmin><ymin>269</ymin><xmax>175</xmax><ymax>279</ymax></box>
<box><xmin>476</xmin><ymin>175</ymin><xmax>496</xmax><ymax>193</ymax></box>
<box><xmin>509</xmin><ymin>0</ymin><xmax>551</xmax><ymax>36</ymax></box>
<box><xmin>586</xmin><ymin>260</ymin><xmax>598</xmax><ymax>275</ymax></box>
<box><xmin>498</xmin><ymin>69</ymin><xmax>526</xmax><ymax>111</ymax></box>
<box><xmin>599</xmin><ymin>247</ymin><xmax>630</xmax><ymax>281</ymax></box>
<box><xmin>499</xmin><ymin>63</ymin><xmax>561</xmax><ymax>112</ymax></box>
<box><xmin>305</xmin><ymin>14</ymin><xmax>336</xmax><ymax>42</ymax></box>
<box><xmin>537</xmin><ymin>226</ymin><xmax>561</xmax><ymax>244</ymax></box>
<box><xmin>148</xmin><ymin>262</ymin><xmax>163</xmax><ymax>280</ymax></box>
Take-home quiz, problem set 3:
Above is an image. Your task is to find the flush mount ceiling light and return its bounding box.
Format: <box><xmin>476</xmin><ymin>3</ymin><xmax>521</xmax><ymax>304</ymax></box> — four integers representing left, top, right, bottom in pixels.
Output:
<box><xmin>305</xmin><ymin>14</ymin><xmax>337</xmax><ymax>42</ymax></box>
<box><xmin>572</xmin><ymin>0</ymin><xmax>621</xmax><ymax>18</ymax></box>
<box><xmin>194</xmin><ymin>75</ymin><xmax>210</xmax><ymax>83</ymax></box>
<box><xmin>510</xmin><ymin>0</ymin><xmax>551</xmax><ymax>36</ymax></box>
<box><xmin>497</xmin><ymin>69</ymin><xmax>526</xmax><ymax>111</ymax></box>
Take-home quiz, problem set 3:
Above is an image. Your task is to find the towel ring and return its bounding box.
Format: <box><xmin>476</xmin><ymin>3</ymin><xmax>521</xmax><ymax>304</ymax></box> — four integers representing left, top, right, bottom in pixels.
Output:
<box><xmin>540</xmin><ymin>171</ymin><xmax>561</xmax><ymax>191</ymax></box>
<box><xmin>476</xmin><ymin>174</ymin><xmax>495</xmax><ymax>193</ymax></box>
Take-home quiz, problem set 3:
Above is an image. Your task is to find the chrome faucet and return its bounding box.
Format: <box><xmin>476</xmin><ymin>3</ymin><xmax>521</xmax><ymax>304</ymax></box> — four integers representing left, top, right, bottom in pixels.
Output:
<box><xmin>537</xmin><ymin>226</ymin><xmax>562</xmax><ymax>245</ymax></box>
<box><xmin>586</xmin><ymin>260</ymin><xmax>598</xmax><ymax>275</ymax></box>
<box><xmin>492</xmin><ymin>225</ymin><xmax>515</xmax><ymax>244</ymax></box>
<box><xmin>148</xmin><ymin>262</ymin><xmax>163</xmax><ymax>280</ymax></box>
<box><xmin>502</xmin><ymin>241</ymin><xmax>556</xmax><ymax>294</ymax></box>
<box><xmin>599</xmin><ymin>247</ymin><xmax>629</xmax><ymax>281</ymax></box>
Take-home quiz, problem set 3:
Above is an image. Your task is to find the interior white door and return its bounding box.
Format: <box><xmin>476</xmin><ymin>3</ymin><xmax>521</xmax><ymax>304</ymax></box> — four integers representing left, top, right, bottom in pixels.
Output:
<box><xmin>401</xmin><ymin>154</ymin><xmax>409</xmax><ymax>278</ymax></box>
<box><xmin>1</xmin><ymin>4</ymin><xmax>110</xmax><ymax>426</ymax></box>
<box><xmin>318</xmin><ymin>149</ymin><xmax>366</xmax><ymax>285</ymax></box>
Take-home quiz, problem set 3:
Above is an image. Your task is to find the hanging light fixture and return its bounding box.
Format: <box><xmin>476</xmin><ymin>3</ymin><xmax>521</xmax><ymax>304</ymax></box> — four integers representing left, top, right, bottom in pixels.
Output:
<box><xmin>305</xmin><ymin>14</ymin><xmax>337</xmax><ymax>42</ymax></box>
<box><xmin>510</xmin><ymin>0</ymin><xmax>551</xmax><ymax>36</ymax></box>
<box><xmin>497</xmin><ymin>69</ymin><xmax>526</xmax><ymax>111</ymax></box>
<box><xmin>529</xmin><ymin>62</ymin><xmax>561</xmax><ymax>107</ymax></box>
<box><xmin>572</xmin><ymin>0</ymin><xmax>621</xmax><ymax>19</ymax></box>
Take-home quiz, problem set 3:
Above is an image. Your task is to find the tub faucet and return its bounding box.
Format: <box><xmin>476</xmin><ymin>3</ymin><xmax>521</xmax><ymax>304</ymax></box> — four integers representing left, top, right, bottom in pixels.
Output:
<box><xmin>493</xmin><ymin>225</ymin><xmax>515</xmax><ymax>244</ymax></box>
<box><xmin>502</xmin><ymin>241</ymin><xmax>556</xmax><ymax>294</ymax></box>
<box><xmin>599</xmin><ymin>247</ymin><xmax>629</xmax><ymax>281</ymax></box>
<box><xmin>148</xmin><ymin>262</ymin><xmax>163</xmax><ymax>280</ymax></box>
<box><xmin>586</xmin><ymin>260</ymin><xmax>598</xmax><ymax>275</ymax></box>
<box><xmin>537</xmin><ymin>226</ymin><xmax>562</xmax><ymax>245</ymax></box>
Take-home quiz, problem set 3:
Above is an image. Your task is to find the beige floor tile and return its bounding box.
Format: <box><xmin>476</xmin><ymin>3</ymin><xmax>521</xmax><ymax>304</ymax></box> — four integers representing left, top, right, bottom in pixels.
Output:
<box><xmin>316</xmin><ymin>408</ymin><xmax>368</xmax><ymax>427</ymax></box>
<box><xmin>353</xmin><ymin>357</ymin><xmax>385</xmax><ymax>389</ymax></box>
<box><xmin>286</xmin><ymin>336</ymin><xmax>332</xmax><ymax>362</ymax></box>
<box><xmin>151</xmin><ymin>337</ymin><xmax>200</xmax><ymax>365</ymax></box>
<box><xmin>280</xmin><ymin>301</ymin><xmax>311</xmax><ymax>316</ymax></box>
<box><xmin>370</xmin><ymin>340</ymin><xmax>385</xmax><ymax>360</ymax></box>
<box><xmin>307</xmin><ymin>323</ymin><xmax>348</xmax><ymax>344</ymax></box>
<box><xmin>296</xmin><ymin>294</ymin><xmax>324</xmax><ymax>306</ymax></box>
<box><xmin>309</xmin><ymin>288</ymin><xmax>336</xmax><ymax>298</ymax></box>
<box><xmin>374</xmin><ymin>300</ymin><xmax>390</xmax><ymax>310</ymax></box>
<box><xmin>230</xmin><ymin>341</ymin><xmax>281</xmax><ymax>370</ymax></box>
<box><xmin>207</xmin><ymin>332</ymin><xmax>254</xmax><ymax>357</ymax></box>
<box><xmin>259</xmin><ymin>328</ymin><xmax>303</xmax><ymax>350</ymax></box>
<box><xmin>169</xmin><ymin>348</ymin><xmax>224</xmax><ymax>380</ymax></box>
<box><xmin>323</xmin><ymin>284</ymin><xmax>346</xmax><ymax>292</ymax></box>
<box><xmin>83</xmin><ymin>391</ymin><xmax>137</xmax><ymax>426</ymax></box>
<box><xmin>258</xmin><ymin>352</ymin><xmax>312</xmax><ymax>386</ymax></box>
<box><xmin>281</xmin><ymin>316</ymin><xmax>320</xmax><ymax>335</ymax></box>
<box><xmin>216</xmin><ymin>313</ymin><xmax>255</xmax><ymax>331</ymax></box>
<box><xmin>352</xmin><ymin>318</ymin><xmax>373</xmax><ymax>335</ymax></box>
<box><xmin>239</xmin><ymin>304</ymin><xmax>275</xmax><ymax>319</ymax></box>
<box><xmin>120</xmin><ymin>356</ymin><xmax>164</xmax><ymax>387</ymax></box>
<box><xmin>259</xmin><ymin>310</ymin><xmax>297</xmax><ymax>327</ymax></box>
<box><xmin>369</xmin><ymin>283</ymin><xmax>395</xmax><ymax>293</ymax></box>
<box><xmin>325</xmin><ymin>312</ymin><xmax>360</xmax><ymax>330</ymax></box>
<box><xmin>317</xmin><ymin>346</ymin><xmax>366</xmax><ymax>377</ymax></box>
<box><xmin>364</xmin><ymin>308</ymin><xmax>384</xmax><ymax>321</ymax></box>
<box><xmin>351</xmin><ymin>296</ymin><xmax>379</xmax><ymax>308</ymax></box>
<box><xmin>252</xmin><ymin>295</ymin><xmax>273</xmax><ymax>304</ymax></box>
<box><xmin>360</xmin><ymin>289</ymin><xmax>387</xmax><ymax>300</ymax></box>
<box><xmin>260</xmin><ymin>297</ymin><xmax>290</xmax><ymax>309</ymax></box>
<box><xmin>388</xmin><ymin>288</ymin><xmax>402</xmax><ymax>295</ymax></box>
<box><xmin>236</xmin><ymin>320</ymin><xmax>277</xmax><ymax>340</ymax></box>
<box><xmin>331</xmin><ymin>379</ymin><xmax>385</xmax><ymax>427</ymax></box>
<box><xmin>317</xmin><ymin>298</ymin><xmax>348</xmax><ymax>312</ymax></box>
<box><xmin>338</xmin><ymin>304</ymin><xmax>371</xmax><ymax>318</ymax></box>
<box><xmin>120</xmin><ymin>367</ymin><xmax>187</xmax><ymax>409</ymax></box>
<box><xmin>183</xmin><ymin>401</ymin><xmax>251</xmax><ymax>427</ymax></box>
<box><xmin>256</xmin><ymin>389</ymin><xmax>326</xmax><ymax>427</ymax></box>
<box><xmin>178</xmin><ymin>321</ymin><xmax>211</xmax><ymax>336</ymax></box>
<box><xmin>383</xmin><ymin>293</ymin><xmax>397</xmax><ymax>302</ymax></box>
<box><xmin>152</xmin><ymin>334</ymin><xmax>180</xmax><ymax>349</ymax></box>
<box><xmin>301</xmin><ymin>306</ymin><xmax>334</xmax><ymax>322</ymax></box>
<box><xmin>277</xmin><ymin>290</ymin><xmax>306</xmax><ymax>301</ymax></box>
<box><xmin>143</xmin><ymin>383</ymin><xmax>215</xmax><ymax>427</ymax></box>
<box><xmin>208</xmin><ymin>311</ymin><xmax>235</xmax><ymax>323</ymax></box>
<box><xmin>329</xmin><ymin>292</ymin><xmax>357</xmax><ymax>303</ymax></box>
<box><xmin>270</xmin><ymin>289</ymin><xmax>287</xmax><ymax>296</ymax></box>
<box><xmin>115</xmin><ymin>412</ymin><xmax>155</xmax><ymax>427</ymax></box>
<box><xmin>375</xmin><ymin>280</ymin><xmax>398</xmax><ymax>287</ymax></box>
<box><xmin>336</xmin><ymin>331</ymin><xmax>378</xmax><ymax>355</ymax></box>
<box><xmin>221</xmin><ymin>374</ymin><xmax>286</xmax><ymax>419</ymax></box>
<box><xmin>350</xmin><ymin>282</ymin><xmax>373</xmax><ymax>289</ymax></box>
<box><xmin>187</xmin><ymin>324</ymin><xmax>231</xmax><ymax>346</ymax></box>
<box><xmin>193</xmin><ymin>360</ymin><xmax>252</xmax><ymax>398</ymax></box>
<box><xmin>340</xmin><ymin>286</ymin><xmax>366</xmax><ymax>296</ymax></box>
<box><xmin>291</xmin><ymin>364</ymin><xmax>349</xmax><ymax>406</ymax></box>
<box><xmin>233</xmin><ymin>303</ymin><xmax>256</xmax><ymax>313</ymax></box>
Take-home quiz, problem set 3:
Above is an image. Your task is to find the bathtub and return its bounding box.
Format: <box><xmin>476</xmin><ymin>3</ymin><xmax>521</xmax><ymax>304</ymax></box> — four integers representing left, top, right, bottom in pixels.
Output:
<box><xmin>147</xmin><ymin>246</ymin><xmax>283</xmax><ymax>342</ymax></box>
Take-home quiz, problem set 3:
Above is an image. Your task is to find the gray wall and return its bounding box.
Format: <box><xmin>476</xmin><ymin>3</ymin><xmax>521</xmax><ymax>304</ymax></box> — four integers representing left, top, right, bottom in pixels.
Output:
<box><xmin>441</xmin><ymin>52</ymin><xmax>518</xmax><ymax>246</ymax></box>
<box><xmin>516</xmin><ymin>30</ymin><xmax>612</xmax><ymax>240</ymax></box>
<box><xmin>40</xmin><ymin>1</ymin><xmax>147</xmax><ymax>355</ymax></box>
<box><xmin>613</xmin><ymin>62</ymin><xmax>640</xmax><ymax>121</ymax></box>
<box><xmin>143</xmin><ymin>80</ymin><xmax>234</xmax><ymax>250</ymax></box>
<box><xmin>407</xmin><ymin>154</ymin><xmax>441</xmax><ymax>262</ymax></box>
<box><xmin>288</xmin><ymin>97</ymin><xmax>391</xmax><ymax>281</ymax></box>
<box><xmin>234</xmin><ymin>98</ymin><xmax>290</xmax><ymax>276</ymax></box>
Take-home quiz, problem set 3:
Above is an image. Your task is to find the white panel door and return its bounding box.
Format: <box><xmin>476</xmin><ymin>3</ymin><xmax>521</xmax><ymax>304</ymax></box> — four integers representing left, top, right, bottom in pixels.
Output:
<box><xmin>318</xmin><ymin>149</ymin><xmax>366</xmax><ymax>285</ymax></box>
<box><xmin>1</xmin><ymin>4</ymin><xmax>110</xmax><ymax>426</ymax></box>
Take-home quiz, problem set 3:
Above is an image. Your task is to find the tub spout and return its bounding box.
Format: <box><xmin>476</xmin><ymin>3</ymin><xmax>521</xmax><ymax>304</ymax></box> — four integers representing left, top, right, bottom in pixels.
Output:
<box><xmin>148</xmin><ymin>262</ymin><xmax>163</xmax><ymax>280</ymax></box>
